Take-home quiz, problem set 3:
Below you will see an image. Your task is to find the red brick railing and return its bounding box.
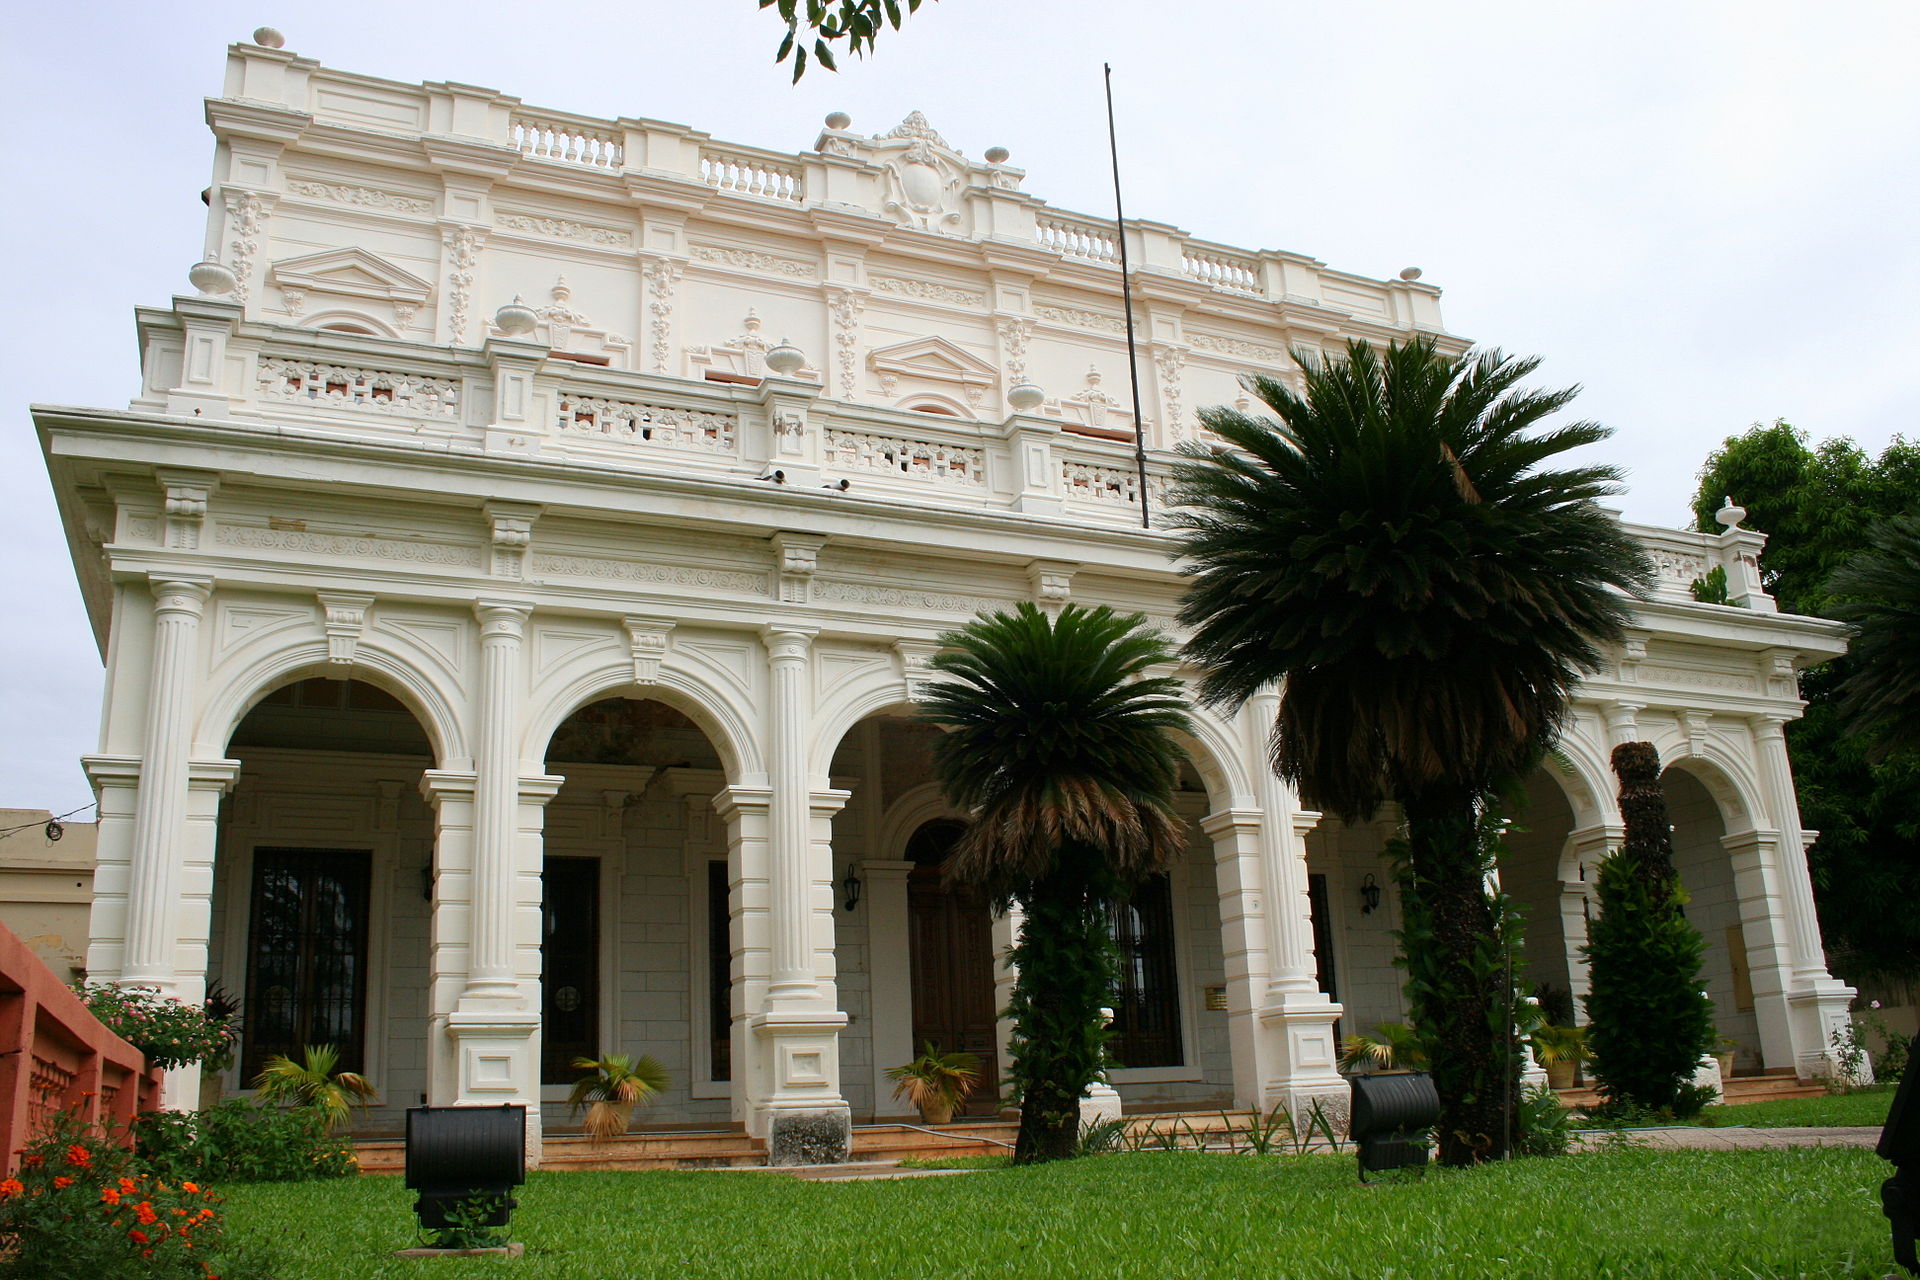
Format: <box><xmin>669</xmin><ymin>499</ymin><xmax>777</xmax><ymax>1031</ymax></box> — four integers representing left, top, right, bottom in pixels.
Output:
<box><xmin>0</xmin><ymin>922</ymin><xmax>161</xmax><ymax>1171</ymax></box>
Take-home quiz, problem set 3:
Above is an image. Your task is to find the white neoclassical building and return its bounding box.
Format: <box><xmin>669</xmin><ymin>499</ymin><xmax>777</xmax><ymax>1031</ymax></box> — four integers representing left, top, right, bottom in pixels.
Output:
<box><xmin>34</xmin><ymin>34</ymin><xmax>1858</xmax><ymax>1164</ymax></box>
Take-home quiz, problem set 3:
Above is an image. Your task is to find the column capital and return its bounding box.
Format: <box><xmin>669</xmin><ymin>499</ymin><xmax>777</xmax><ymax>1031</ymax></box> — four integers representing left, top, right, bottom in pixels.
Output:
<box><xmin>420</xmin><ymin>768</ymin><xmax>480</xmax><ymax>804</ymax></box>
<box><xmin>762</xmin><ymin>625</ymin><xmax>818</xmax><ymax>662</ymax></box>
<box><xmin>148</xmin><ymin>575</ymin><xmax>214</xmax><ymax>617</ymax></box>
<box><xmin>474</xmin><ymin>599</ymin><xmax>532</xmax><ymax>638</ymax></box>
<box><xmin>1748</xmin><ymin>712</ymin><xmax>1792</xmax><ymax>741</ymax></box>
<box><xmin>808</xmin><ymin>787</ymin><xmax>853</xmax><ymax>816</ymax></box>
<box><xmin>186</xmin><ymin>759</ymin><xmax>243</xmax><ymax>794</ymax></box>
<box><xmin>519</xmin><ymin>773</ymin><xmax>566</xmax><ymax>805</ymax></box>
<box><xmin>713</xmin><ymin>783</ymin><xmax>774</xmax><ymax>822</ymax></box>
<box><xmin>1201</xmin><ymin>807</ymin><xmax>1266</xmax><ymax>838</ymax></box>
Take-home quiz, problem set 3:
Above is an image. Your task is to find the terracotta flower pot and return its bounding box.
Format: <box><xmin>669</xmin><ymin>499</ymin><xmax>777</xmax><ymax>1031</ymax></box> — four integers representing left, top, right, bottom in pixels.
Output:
<box><xmin>1545</xmin><ymin>1060</ymin><xmax>1577</xmax><ymax>1091</ymax></box>
<box><xmin>918</xmin><ymin>1101</ymin><xmax>955</xmax><ymax>1126</ymax></box>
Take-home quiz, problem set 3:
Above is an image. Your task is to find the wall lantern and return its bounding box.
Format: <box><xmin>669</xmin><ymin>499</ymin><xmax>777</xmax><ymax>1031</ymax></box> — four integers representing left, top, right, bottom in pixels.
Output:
<box><xmin>405</xmin><ymin>1105</ymin><xmax>526</xmax><ymax>1243</ymax></box>
<box><xmin>44</xmin><ymin>819</ymin><xmax>64</xmax><ymax>843</ymax></box>
<box><xmin>1359</xmin><ymin>874</ymin><xmax>1382</xmax><ymax>915</ymax></box>
<box><xmin>841</xmin><ymin>864</ymin><xmax>863</xmax><ymax>912</ymax></box>
<box><xmin>1348</xmin><ymin>1070</ymin><xmax>1440</xmax><ymax>1183</ymax></box>
<box><xmin>1880</xmin><ymin>1069</ymin><xmax>1920</xmax><ymax>1274</ymax></box>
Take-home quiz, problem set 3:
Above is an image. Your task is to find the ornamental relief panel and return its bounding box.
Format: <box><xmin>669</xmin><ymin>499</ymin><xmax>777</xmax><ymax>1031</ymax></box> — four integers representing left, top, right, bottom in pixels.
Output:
<box><xmin>529</xmin><ymin>552</ymin><xmax>768</xmax><ymax>596</ymax></box>
<box><xmin>214</xmin><ymin>523</ymin><xmax>484</xmax><ymax>567</ymax></box>
<box><xmin>284</xmin><ymin>179</ymin><xmax>436</xmax><ymax>216</ymax></box>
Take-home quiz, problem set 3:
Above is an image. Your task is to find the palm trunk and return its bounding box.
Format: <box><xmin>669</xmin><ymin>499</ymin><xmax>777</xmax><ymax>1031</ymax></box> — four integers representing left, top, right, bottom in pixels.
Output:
<box><xmin>1402</xmin><ymin>787</ymin><xmax>1512</xmax><ymax>1165</ymax></box>
<box><xmin>1007</xmin><ymin>850</ymin><xmax>1118</xmax><ymax>1164</ymax></box>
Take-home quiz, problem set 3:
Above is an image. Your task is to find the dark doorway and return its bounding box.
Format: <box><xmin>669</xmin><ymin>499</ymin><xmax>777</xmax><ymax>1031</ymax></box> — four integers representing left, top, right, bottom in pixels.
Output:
<box><xmin>905</xmin><ymin>820</ymin><xmax>1000</xmax><ymax>1114</ymax></box>
<box><xmin>243</xmin><ymin>847</ymin><xmax>371</xmax><ymax>1079</ymax></box>
<box><xmin>541</xmin><ymin>857</ymin><xmax>601</xmax><ymax>1084</ymax></box>
<box><xmin>1110</xmin><ymin>875</ymin><xmax>1184</xmax><ymax>1069</ymax></box>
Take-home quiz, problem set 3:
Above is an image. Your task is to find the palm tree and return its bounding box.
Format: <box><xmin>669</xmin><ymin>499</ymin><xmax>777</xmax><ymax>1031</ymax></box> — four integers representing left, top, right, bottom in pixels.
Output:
<box><xmin>251</xmin><ymin>1043</ymin><xmax>377</xmax><ymax>1134</ymax></box>
<box><xmin>920</xmin><ymin>602</ymin><xmax>1192</xmax><ymax>1163</ymax></box>
<box><xmin>1171</xmin><ymin>335</ymin><xmax>1653</xmax><ymax>1164</ymax></box>
<box><xmin>1829</xmin><ymin>513</ymin><xmax>1920</xmax><ymax>755</ymax></box>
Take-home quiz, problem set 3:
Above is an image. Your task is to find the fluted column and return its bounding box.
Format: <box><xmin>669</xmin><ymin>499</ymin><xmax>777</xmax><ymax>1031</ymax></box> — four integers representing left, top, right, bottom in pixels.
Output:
<box><xmin>123</xmin><ymin>577</ymin><xmax>212</xmax><ymax>988</ymax></box>
<box><xmin>1747</xmin><ymin>714</ymin><xmax>1858</xmax><ymax>1077</ymax></box>
<box><xmin>466</xmin><ymin>600</ymin><xmax>530</xmax><ymax>1001</ymax></box>
<box><xmin>765</xmin><ymin>626</ymin><xmax>818</xmax><ymax>1002</ymax></box>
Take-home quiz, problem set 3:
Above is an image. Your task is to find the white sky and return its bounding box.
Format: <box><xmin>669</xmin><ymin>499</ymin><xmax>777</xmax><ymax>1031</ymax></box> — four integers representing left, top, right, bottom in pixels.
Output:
<box><xmin>3</xmin><ymin>0</ymin><xmax>1916</xmax><ymax>808</ymax></box>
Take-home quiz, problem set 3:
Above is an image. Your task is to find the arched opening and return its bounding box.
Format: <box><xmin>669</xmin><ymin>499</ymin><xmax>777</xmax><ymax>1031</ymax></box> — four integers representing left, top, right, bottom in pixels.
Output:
<box><xmin>1498</xmin><ymin>769</ymin><xmax>1581</xmax><ymax>1018</ymax></box>
<box><xmin>828</xmin><ymin>708</ymin><xmax>1233</xmax><ymax>1117</ymax></box>
<box><xmin>539</xmin><ymin>694</ymin><xmax>730</xmax><ymax>1127</ymax></box>
<box><xmin>903</xmin><ymin>817</ymin><xmax>1001</xmax><ymax>1114</ymax></box>
<box><xmin>208</xmin><ymin>675</ymin><xmax>437</xmax><ymax>1121</ymax></box>
<box><xmin>1664</xmin><ymin>764</ymin><xmax>1762</xmax><ymax>1071</ymax></box>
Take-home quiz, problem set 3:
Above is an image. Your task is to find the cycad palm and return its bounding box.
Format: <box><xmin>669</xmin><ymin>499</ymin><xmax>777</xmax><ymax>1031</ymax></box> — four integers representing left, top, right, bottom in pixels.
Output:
<box><xmin>1172</xmin><ymin>335</ymin><xmax>1652</xmax><ymax>1164</ymax></box>
<box><xmin>921</xmin><ymin>603</ymin><xmax>1191</xmax><ymax>1163</ymax></box>
<box><xmin>1829</xmin><ymin>513</ymin><xmax>1920</xmax><ymax>755</ymax></box>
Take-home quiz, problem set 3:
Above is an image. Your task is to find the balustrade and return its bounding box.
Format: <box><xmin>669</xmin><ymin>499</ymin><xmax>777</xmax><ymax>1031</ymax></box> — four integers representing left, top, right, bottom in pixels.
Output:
<box><xmin>511</xmin><ymin>117</ymin><xmax>624</xmax><ymax>170</ymax></box>
<box><xmin>1036</xmin><ymin>215</ymin><xmax>1120</xmax><ymax>264</ymax></box>
<box><xmin>700</xmin><ymin>150</ymin><xmax>805</xmax><ymax>203</ymax></box>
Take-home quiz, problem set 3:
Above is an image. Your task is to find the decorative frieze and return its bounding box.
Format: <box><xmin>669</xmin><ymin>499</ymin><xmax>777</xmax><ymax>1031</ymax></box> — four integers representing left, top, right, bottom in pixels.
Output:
<box><xmin>556</xmin><ymin>396</ymin><xmax>737</xmax><ymax>451</ymax></box>
<box><xmin>285</xmin><ymin>179</ymin><xmax>433</xmax><ymax>216</ymax></box>
<box><xmin>1034</xmin><ymin>303</ymin><xmax>1125</xmax><ymax>334</ymax></box>
<box><xmin>690</xmin><ymin>244</ymin><xmax>818</xmax><ymax>279</ymax></box>
<box><xmin>1189</xmin><ymin>332</ymin><xmax>1285</xmax><ymax>363</ymax></box>
<box><xmin>871</xmin><ymin>276</ymin><xmax>986</xmax><ymax>307</ymax></box>
<box><xmin>823</xmin><ymin>428</ymin><xmax>985</xmax><ymax>487</ymax></box>
<box><xmin>214</xmin><ymin>524</ymin><xmax>484</xmax><ymax>567</ymax></box>
<box><xmin>814</xmin><ymin>580</ymin><xmax>1009</xmax><ymax>614</ymax></box>
<box><xmin>529</xmin><ymin>553</ymin><xmax>767</xmax><ymax>594</ymax></box>
<box><xmin>494</xmin><ymin>212</ymin><xmax>634</xmax><ymax>247</ymax></box>
<box><xmin>257</xmin><ymin>358</ymin><xmax>462</xmax><ymax>418</ymax></box>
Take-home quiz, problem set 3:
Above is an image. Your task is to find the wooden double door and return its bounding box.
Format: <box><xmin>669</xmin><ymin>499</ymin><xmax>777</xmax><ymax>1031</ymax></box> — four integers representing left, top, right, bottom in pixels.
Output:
<box><xmin>905</xmin><ymin>825</ymin><xmax>1000</xmax><ymax>1114</ymax></box>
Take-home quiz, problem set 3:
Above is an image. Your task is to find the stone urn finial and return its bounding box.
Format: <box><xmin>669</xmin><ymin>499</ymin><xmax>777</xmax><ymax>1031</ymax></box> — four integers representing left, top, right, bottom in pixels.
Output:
<box><xmin>1007</xmin><ymin>383</ymin><xmax>1044</xmax><ymax>412</ymax></box>
<box><xmin>824</xmin><ymin>111</ymin><xmax>852</xmax><ymax>130</ymax></box>
<box><xmin>252</xmin><ymin>27</ymin><xmax>285</xmax><ymax>49</ymax></box>
<box><xmin>1716</xmin><ymin>495</ymin><xmax>1747</xmax><ymax>531</ymax></box>
<box><xmin>494</xmin><ymin>296</ymin><xmax>539</xmax><ymax>337</ymax></box>
<box><xmin>985</xmin><ymin>146</ymin><xmax>1010</xmax><ymax>165</ymax></box>
<box><xmin>188</xmin><ymin>260</ymin><xmax>238</xmax><ymax>297</ymax></box>
<box><xmin>764</xmin><ymin>339</ymin><xmax>806</xmax><ymax>376</ymax></box>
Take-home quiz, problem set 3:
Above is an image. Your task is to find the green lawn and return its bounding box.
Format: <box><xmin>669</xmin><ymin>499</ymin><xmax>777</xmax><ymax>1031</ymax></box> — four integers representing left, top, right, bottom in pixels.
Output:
<box><xmin>221</xmin><ymin>1147</ymin><xmax>1898</xmax><ymax>1279</ymax></box>
<box><xmin>1695</xmin><ymin>1085</ymin><xmax>1896</xmax><ymax>1130</ymax></box>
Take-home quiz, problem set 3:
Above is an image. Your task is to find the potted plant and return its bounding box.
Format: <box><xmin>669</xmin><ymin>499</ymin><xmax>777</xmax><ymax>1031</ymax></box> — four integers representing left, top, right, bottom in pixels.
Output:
<box><xmin>1713</xmin><ymin>1034</ymin><xmax>1739</xmax><ymax>1081</ymax></box>
<box><xmin>252</xmin><ymin>1043</ymin><xmax>378</xmax><ymax>1133</ymax></box>
<box><xmin>1337</xmin><ymin>1022</ymin><xmax>1429</xmax><ymax>1074</ymax></box>
<box><xmin>886</xmin><ymin>1042</ymin><xmax>981</xmax><ymax>1125</ymax></box>
<box><xmin>1529</xmin><ymin>1024</ymin><xmax>1588</xmax><ymax>1091</ymax></box>
<box><xmin>567</xmin><ymin>1053</ymin><xmax>669</xmax><ymax>1142</ymax></box>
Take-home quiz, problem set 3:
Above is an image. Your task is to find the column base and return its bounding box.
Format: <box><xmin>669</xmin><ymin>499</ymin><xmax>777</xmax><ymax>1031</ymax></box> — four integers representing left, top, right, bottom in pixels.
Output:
<box><xmin>765</xmin><ymin>1106</ymin><xmax>852</xmax><ymax>1166</ymax></box>
<box><xmin>1079</xmin><ymin>1080</ymin><xmax>1122</xmax><ymax>1128</ymax></box>
<box><xmin>445</xmin><ymin>1011</ymin><xmax>543</xmax><ymax>1165</ymax></box>
<box><xmin>1788</xmin><ymin>978</ymin><xmax>1862</xmax><ymax>1083</ymax></box>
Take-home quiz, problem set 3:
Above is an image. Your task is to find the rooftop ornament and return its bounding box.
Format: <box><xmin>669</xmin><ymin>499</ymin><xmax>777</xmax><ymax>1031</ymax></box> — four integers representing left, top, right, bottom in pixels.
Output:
<box><xmin>494</xmin><ymin>296</ymin><xmax>539</xmax><ymax>337</ymax></box>
<box><xmin>188</xmin><ymin>260</ymin><xmax>238</xmax><ymax>297</ymax></box>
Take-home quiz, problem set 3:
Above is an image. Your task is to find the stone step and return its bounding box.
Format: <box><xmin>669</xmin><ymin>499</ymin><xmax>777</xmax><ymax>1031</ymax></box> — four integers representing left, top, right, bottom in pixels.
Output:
<box><xmin>1554</xmin><ymin>1071</ymin><xmax>1827</xmax><ymax>1111</ymax></box>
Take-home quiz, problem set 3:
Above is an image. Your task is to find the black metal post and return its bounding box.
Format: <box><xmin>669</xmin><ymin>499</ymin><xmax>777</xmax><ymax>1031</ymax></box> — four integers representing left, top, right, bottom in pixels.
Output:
<box><xmin>1103</xmin><ymin>63</ymin><xmax>1152</xmax><ymax>530</ymax></box>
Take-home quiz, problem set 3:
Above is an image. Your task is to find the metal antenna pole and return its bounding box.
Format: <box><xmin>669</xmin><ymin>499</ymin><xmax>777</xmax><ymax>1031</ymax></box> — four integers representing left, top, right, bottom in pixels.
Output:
<box><xmin>1104</xmin><ymin>62</ymin><xmax>1152</xmax><ymax>530</ymax></box>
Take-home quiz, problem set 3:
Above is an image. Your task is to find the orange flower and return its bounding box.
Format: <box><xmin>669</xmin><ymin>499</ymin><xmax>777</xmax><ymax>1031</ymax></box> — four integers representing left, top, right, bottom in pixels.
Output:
<box><xmin>135</xmin><ymin>1201</ymin><xmax>159</xmax><ymax>1225</ymax></box>
<box><xmin>0</xmin><ymin>1178</ymin><xmax>23</xmax><ymax>1197</ymax></box>
<box><xmin>101</xmin><ymin>1187</ymin><xmax>123</xmax><ymax>1205</ymax></box>
<box><xmin>53</xmin><ymin>1176</ymin><xmax>73</xmax><ymax>1189</ymax></box>
<box><xmin>181</xmin><ymin>1181</ymin><xmax>200</xmax><ymax>1194</ymax></box>
<box><xmin>21</xmin><ymin>1154</ymin><xmax>42</xmax><ymax>1168</ymax></box>
<box><xmin>119</xmin><ymin>1176</ymin><xmax>138</xmax><ymax>1193</ymax></box>
<box><xmin>65</xmin><ymin>1144</ymin><xmax>92</xmax><ymax>1168</ymax></box>
<box><xmin>128</xmin><ymin>1228</ymin><xmax>150</xmax><ymax>1244</ymax></box>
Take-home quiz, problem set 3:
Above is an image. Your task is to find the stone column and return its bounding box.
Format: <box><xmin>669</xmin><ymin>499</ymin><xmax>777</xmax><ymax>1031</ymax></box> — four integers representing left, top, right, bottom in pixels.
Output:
<box><xmin>860</xmin><ymin>860</ymin><xmax>917</xmax><ymax>1118</ymax></box>
<box><xmin>991</xmin><ymin>902</ymin><xmax>1022</xmax><ymax>1108</ymax></box>
<box><xmin>735</xmin><ymin>628</ymin><xmax>851</xmax><ymax>1162</ymax></box>
<box><xmin>1242</xmin><ymin>693</ymin><xmax>1347</xmax><ymax>1124</ymax></box>
<box><xmin>1720</xmin><ymin>828</ymin><xmax>1799</xmax><ymax>1071</ymax></box>
<box><xmin>1562</xmin><ymin>824</ymin><xmax>1620</xmax><ymax>1013</ymax></box>
<box><xmin>1202</xmin><ymin>807</ymin><xmax>1277</xmax><ymax>1112</ymax></box>
<box><xmin>466</xmin><ymin>601</ymin><xmax>531</xmax><ymax>1002</ymax></box>
<box><xmin>122</xmin><ymin>577</ymin><xmax>213</xmax><ymax>992</ymax></box>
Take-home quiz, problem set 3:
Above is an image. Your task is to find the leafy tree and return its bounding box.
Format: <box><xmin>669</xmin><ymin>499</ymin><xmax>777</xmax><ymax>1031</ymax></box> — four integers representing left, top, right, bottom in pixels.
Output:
<box><xmin>920</xmin><ymin>603</ymin><xmax>1190</xmax><ymax>1163</ymax></box>
<box><xmin>760</xmin><ymin>0</ymin><xmax>934</xmax><ymax>81</ymax></box>
<box><xmin>1583</xmin><ymin>742</ymin><xmax>1716</xmax><ymax>1114</ymax></box>
<box><xmin>1692</xmin><ymin>423</ymin><xmax>1920</xmax><ymax>981</ymax></box>
<box><xmin>1172</xmin><ymin>336</ymin><xmax>1653</xmax><ymax>1164</ymax></box>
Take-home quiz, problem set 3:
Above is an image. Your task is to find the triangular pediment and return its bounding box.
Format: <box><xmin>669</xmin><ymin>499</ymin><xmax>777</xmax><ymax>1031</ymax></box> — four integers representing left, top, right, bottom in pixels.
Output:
<box><xmin>866</xmin><ymin>334</ymin><xmax>998</xmax><ymax>387</ymax></box>
<box><xmin>268</xmin><ymin>247</ymin><xmax>433</xmax><ymax>304</ymax></box>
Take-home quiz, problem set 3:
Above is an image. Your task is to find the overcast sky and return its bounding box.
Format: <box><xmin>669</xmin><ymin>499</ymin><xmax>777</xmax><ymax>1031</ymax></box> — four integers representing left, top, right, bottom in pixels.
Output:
<box><xmin>3</xmin><ymin>0</ymin><xmax>1915</xmax><ymax>809</ymax></box>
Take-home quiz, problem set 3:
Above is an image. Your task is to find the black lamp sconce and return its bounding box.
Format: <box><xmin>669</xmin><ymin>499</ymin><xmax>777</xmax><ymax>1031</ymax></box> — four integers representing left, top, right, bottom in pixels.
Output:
<box><xmin>841</xmin><ymin>864</ymin><xmax>862</xmax><ymax>912</ymax></box>
<box><xmin>1359</xmin><ymin>873</ymin><xmax>1383</xmax><ymax>915</ymax></box>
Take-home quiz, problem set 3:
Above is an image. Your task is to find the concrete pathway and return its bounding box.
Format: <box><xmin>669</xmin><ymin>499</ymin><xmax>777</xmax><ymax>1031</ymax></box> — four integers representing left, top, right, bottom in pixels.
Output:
<box><xmin>1573</xmin><ymin>1125</ymin><xmax>1881</xmax><ymax>1151</ymax></box>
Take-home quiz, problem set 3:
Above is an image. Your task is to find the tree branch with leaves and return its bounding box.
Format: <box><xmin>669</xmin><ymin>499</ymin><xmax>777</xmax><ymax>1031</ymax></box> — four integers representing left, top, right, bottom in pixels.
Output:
<box><xmin>760</xmin><ymin>0</ymin><xmax>934</xmax><ymax>81</ymax></box>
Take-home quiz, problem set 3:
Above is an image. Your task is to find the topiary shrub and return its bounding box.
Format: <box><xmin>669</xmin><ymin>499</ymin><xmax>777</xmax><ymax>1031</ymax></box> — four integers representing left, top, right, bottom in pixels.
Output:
<box><xmin>1583</xmin><ymin>742</ymin><xmax>1717</xmax><ymax>1113</ymax></box>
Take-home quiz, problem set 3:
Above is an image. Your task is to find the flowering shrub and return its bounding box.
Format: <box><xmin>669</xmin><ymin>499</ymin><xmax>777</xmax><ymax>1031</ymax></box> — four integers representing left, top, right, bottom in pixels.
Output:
<box><xmin>0</xmin><ymin>1111</ymin><xmax>272</xmax><ymax>1280</ymax></box>
<box><xmin>74</xmin><ymin>984</ymin><xmax>236</xmax><ymax>1072</ymax></box>
<box><xmin>134</xmin><ymin>1101</ymin><xmax>356</xmax><ymax>1184</ymax></box>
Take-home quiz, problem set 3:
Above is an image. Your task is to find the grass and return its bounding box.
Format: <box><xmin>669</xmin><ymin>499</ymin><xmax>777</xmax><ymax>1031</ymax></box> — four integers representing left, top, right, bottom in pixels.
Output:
<box><xmin>220</xmin><ymin>1146</ymin><xmax>1898</xmax><ymax>1279</ymax></box>
<box><xmin>1695</xmin><ymin>1085</ymin><xmax>1896</xmax><ymax>1130</ymax></box>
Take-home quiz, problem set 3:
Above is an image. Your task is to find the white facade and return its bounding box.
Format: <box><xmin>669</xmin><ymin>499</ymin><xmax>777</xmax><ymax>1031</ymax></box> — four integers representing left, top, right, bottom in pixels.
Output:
<box><xmin>33</xmin><ymin>36</ymin><xmax>1857</xmax><ymax>1164</ymax></box>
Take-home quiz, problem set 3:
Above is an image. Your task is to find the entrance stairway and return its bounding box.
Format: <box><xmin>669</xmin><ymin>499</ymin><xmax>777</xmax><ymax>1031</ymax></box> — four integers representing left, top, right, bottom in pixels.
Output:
<box><xmin>1553</xmin><ymin>1070</ymin><xmax>1826</xmax><ymax>1112</ymax></box>
<box><xmin>353</xmin><ymin>1119</ymin><xmax>1018</xmax><ymax>1175</ymax></box>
